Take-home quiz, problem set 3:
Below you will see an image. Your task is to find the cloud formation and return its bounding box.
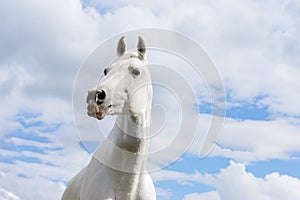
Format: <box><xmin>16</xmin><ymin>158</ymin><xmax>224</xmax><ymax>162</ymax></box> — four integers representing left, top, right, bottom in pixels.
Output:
<box><xmin>184</xmin><ymin>191</ymin><xmax>221</xmax><ymax>200</ymax></box>
<box><xmin>0</xmin><ymin>0</ymin><xmax>300</xmax><ymax>199</ymax></box>
<box><xmin>155</xmin><ymin>161</ymin><xmax>300</xmax><ymax>200</ymax></box>
<box><xmin>0</xmin><ymin>188</ymin><xmax>20</xmax><ymax>200</ymax></box>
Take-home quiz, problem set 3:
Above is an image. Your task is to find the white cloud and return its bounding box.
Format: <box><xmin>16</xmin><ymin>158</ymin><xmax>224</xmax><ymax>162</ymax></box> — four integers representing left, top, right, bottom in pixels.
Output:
<box><xmin>0</xmin><ymin>188</ymin><xmax>20</xmax><ymax>200</ymax></box>
<box><xmin>156</xmin><ymin>187</ymin><xmax>173</xmax><ymax>200</ymax></box>
<box><xmin>0</xmin><ymin>0</ymin><xmax>101</xmax><ymax>104</ymax></box>
<box><xmin>0</xmin><ymin>171</ymin><xmax>65</xmax><ymax>200</ymax></box>
<box><xmin>184</xmin><ymin>191</ymin><xmax>221</xmax><ymax>200</ymax></box>
<box><xmin>172</xmin><ymin>0</ymin><xmax>300</xmax><ymax>116</ymax></box>
<box><xmin>213</xmin><ymin>161</ymin><xmax>300</xmax><ymax>200</ymax></box>
<box><xmin>0</xmin><ymin>10</ymin><xmax>100</xmax><ymax>189</ymax></box>
<box><xmin>152</xmin><ymin>167</ymin><xmax>212</xmax><ymax>186</ymax></box>
<box><xmin>0</xmin><ymin>149</ymin><xmax>21</xmax><ymax>157</ymax></box>
<box><xmin>156</xmin><ymin>161</ymin><xmax>300</xmax><ymax>200</ymax></box>
<box><xmin>0</xmin><ymin>120</ymin><xmax>90</xmax><ymax>199</ymax></box>
<box><xmin>179</xmin><ymin>114</ymin><xmax>300</xmax><ymax>163</ymax></box>
<box><xmin>210</xmin><ymin>117</ymin><xmax>300</xmax><ymax>162</ymax></box>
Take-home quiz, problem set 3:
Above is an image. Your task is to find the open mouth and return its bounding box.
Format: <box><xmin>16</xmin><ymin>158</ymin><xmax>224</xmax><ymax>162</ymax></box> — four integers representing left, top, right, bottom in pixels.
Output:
<box><xmin>87</xmin><ymin>104</ymin><xmax>112</xmax><ymax>120</ymax></box>
<box><xmin>95</xmin><ymin>112</ymin><xmax>106</xmax><ymax>120</ymax></box>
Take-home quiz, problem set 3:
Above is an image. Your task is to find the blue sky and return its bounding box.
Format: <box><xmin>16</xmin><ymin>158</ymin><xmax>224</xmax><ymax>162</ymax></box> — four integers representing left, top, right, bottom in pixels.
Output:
<box><xmin>1</xmin><ymin>0</ymin><xmax>300</xmax><ymax>199</ymax></box>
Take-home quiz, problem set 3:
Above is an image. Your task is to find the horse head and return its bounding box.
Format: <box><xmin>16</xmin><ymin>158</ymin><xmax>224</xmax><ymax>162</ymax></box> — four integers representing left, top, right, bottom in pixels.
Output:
<box><xmin>86</xmin><ymin>36</ymin><xmax>152</xmax><ymax>122</ymax></box>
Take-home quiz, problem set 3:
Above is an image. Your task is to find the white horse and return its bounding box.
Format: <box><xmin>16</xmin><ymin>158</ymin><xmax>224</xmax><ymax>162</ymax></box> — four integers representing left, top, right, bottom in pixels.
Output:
<box><xmin>62</xmin><ymin>36</ymin><xmax>156</xmax><ymax>200</ymax></box>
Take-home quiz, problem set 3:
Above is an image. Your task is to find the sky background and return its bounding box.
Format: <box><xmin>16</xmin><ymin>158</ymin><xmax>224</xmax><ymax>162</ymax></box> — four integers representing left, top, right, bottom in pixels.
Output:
<box><xmin>1</xmin><ymin>0</ymin><xmax>300</xmax><ymax>199</ymax></box>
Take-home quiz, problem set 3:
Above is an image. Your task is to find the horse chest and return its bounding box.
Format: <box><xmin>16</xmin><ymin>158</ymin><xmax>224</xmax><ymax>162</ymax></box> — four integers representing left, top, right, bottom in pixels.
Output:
<box><xmin>82</xmin><ymin>161</ymin><xmax>142</xmax><ymax>199</ymax></box>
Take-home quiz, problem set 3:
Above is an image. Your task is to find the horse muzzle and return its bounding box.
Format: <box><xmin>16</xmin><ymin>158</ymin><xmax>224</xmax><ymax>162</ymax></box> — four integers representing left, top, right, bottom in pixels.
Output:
<box><xmin>87</xmin><ymin>102</ymin><xmax>108</xmax><ymax>120</ymax></box>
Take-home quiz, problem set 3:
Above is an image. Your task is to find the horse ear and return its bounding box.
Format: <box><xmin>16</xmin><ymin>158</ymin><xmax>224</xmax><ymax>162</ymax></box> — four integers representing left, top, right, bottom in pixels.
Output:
<box><xmin>117</xmin><ymin>36</ymin><xmax>126</xmax><ymax>57</ymax></box>
<box><xmin>137</xmin><ymin>36</ymin><xmax>146</xmax><ymax>60</ymax></box>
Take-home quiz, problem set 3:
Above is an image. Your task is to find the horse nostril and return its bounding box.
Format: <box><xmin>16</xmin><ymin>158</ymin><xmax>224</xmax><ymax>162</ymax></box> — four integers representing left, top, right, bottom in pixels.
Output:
<box><xmin>96</xmin><ymin>90</ymin><xmax>106</xmax><ymax>103</ymax></box>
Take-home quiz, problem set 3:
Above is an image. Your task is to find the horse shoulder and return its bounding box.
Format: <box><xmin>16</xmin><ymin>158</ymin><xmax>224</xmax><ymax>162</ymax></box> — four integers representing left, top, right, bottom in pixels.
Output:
<box><xmin>137</xmin><ymin>173</ymin><xmax>156</xmax><ymax>200</ymax></box>
<box><xmin>61</xmin><ymin>167</ymin><xmax>86</xmax><ymax>200</ymax></box>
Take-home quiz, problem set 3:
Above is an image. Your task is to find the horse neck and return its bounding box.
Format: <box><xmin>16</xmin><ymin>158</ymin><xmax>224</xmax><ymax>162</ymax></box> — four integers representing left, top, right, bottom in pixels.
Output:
<box><xmin>111</xmin><ymin>107</ymin><xmax>151</xmax><ymax>163</ymax></box>
<box><xmin>108</xmin><ymin>83</ymin><xmax>153</xmax><ymax>169</ymax></box>
<box><xmin>94</xmin><ymin>106</ymin><xmax>151</xmax><ymax>174</ymax></box>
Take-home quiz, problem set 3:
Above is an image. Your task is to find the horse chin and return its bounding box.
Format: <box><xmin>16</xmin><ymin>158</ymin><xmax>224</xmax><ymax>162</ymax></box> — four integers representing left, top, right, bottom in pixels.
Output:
<box><xmin>95</xmin><ymin>112</ymin><xmax>106</xmax><ymax>120</ymax></box>
<box><xmin>95</xmin><ymin>107</ymin><xmax>109</xmax><ymax>120</ymax></box>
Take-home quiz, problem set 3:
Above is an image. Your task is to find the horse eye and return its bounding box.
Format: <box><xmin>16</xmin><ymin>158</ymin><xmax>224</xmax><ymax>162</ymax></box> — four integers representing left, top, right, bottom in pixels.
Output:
<box><xmin>131</xmin><ymin>69</ymin><xmax>140</xmax><ymax>77</ymax></box>
<box><xmin>104</xmin><ymin>69</ymin><xmax>108</xmax><ymax>76</ymax></box>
